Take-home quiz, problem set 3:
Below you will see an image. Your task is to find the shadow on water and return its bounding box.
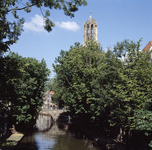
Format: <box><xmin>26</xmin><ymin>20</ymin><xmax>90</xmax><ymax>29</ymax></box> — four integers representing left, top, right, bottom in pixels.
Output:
<box><xmin>15</xmin><ymin>113</ymin><xmax>106</xmax><ymax>150</ymax></box>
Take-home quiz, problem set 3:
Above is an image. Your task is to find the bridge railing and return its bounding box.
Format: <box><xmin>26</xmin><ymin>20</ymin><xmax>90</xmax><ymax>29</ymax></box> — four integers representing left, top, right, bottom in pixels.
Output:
<box><xmin>42</xmin><ymin>108</ymin><xmax>67</xmax><ymax>111</ymax></box>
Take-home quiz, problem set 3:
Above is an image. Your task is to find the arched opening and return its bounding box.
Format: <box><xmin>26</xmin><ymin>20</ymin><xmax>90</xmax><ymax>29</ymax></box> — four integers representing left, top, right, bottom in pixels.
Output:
<box><xmin>87</xmin><ymin>24</ymin><xmax>89</xmax><ymax>40</ymax></box>
<box><xmin>91</xmin><ymin>24</ymin><xmax>93</xmax><ymax>39</ymax></box>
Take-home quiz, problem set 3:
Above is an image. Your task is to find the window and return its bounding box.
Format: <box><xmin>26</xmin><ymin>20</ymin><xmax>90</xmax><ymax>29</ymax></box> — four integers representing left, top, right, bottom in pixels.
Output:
<box><xmin>91</xmin><ymin>24</ymin><xmax>93</xmax><ymax>38</ymax></box>
<box><xmin>87</xmin><ymin>24</ymin><xmax>89</xmax><ymax>40</ymax></box>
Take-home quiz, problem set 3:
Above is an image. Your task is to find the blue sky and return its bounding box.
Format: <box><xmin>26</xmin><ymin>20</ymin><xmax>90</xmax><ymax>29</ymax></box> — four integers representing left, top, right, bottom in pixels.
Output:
<box><xmin>8</xmin><ymin>0</ymin><xmax>152</xmax><ymax>78</ymax></box>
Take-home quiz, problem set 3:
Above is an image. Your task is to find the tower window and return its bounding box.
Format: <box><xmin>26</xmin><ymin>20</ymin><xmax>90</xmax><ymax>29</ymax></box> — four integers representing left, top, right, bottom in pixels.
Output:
<box><xmin>91</xmin><ymin>24</ymin><xmax>93</xmax><ymax>39</ymax></box>
<box><xmin>87</xmin><ymin>29</ymin><xmax>89</xmax><ymax>40</ymax></box>
<box><xmin>87</xmin><ymin>24</ymin><xmax>89</xmax><ymax>40</ymax></box>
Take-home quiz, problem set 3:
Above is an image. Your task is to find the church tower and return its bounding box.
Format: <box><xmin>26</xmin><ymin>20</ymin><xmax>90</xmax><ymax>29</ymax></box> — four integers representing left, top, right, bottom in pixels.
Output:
<box><xmin>83</xmin><ymin>13</ymin><xmax>98</xmax><ymax>44</ymax></box>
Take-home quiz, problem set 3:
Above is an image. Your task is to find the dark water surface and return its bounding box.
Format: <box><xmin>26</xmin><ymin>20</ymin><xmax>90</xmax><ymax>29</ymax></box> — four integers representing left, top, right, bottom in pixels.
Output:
<box><xmin>15</xmin><ymin>115</ymin><xmax>106</xmax><ymax>150</ymax></box>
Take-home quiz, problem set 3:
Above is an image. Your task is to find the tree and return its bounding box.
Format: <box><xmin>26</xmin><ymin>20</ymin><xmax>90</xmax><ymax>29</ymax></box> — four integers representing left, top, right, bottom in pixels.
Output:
<box><xmin>87</xmin><ymin>39</ymin><xmax>152</xmax><ymax>148</ymax></box>
<box><xmin>131</xmin><ymin>50</ymin><xmax>152</xmax><ymax>148</ymax></box>
<box><xmin>52</xmin><ymin>39</ymin><xmax>152</xmax><ymax>148</ymax></box>
<box><xmin>53</xmin><ymin>41</ymin><xmax>103</xmax><ymax>122</ymax></box>
<box><xmin>0</xmin><ymin>52</ymin><xmax>50</xmax><ymax>128</ymax></box>
<box><xmin>45</xmin><ymin>78</ymin><xmax>56</xmax><ymax>91</ymax></box>
<box><xmin>91</xmin><ymin>48</ymin><xmax>122</xmax><ymax>129</ymax></box>
<box><xmin>110</xmin><ymin>40</ymin><xmax>149</xmax><ymax>127</ymax></box>
<box><xmin>110</xmin><ymin>39</ymin><xmax>152</xmax><ymax>148</ymax></box>
<box><xmin>0</xmin><ymin>0</ymin><xmax>87</xmax><ymax>53</ymax></box>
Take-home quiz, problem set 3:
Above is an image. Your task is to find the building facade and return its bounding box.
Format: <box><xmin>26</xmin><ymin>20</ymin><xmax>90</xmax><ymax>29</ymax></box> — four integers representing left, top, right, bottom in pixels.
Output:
<box><xmin>42</xmin><ymin>90</ymin><xmax>54</xmax><ymax>109</ymax></box>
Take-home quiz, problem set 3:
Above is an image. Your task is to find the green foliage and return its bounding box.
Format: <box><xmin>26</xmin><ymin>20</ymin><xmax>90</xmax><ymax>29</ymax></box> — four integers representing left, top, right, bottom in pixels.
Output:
<box><xmin>111</xmin><ymin>39</ymin><xmax>152</xmax><ymax>129</ymax></box>
<box><xmin>111</xmin><ymin>39</ymin><xmax>152</xmax><ymax>148</ymax></box>
<box><xmin>53</xmin><ymin>39</ymin><xmax>152</xmax><ymax>148</ymax></box>
<box><xmin>53</xmin><ymin>40</ymin><xmax>102</xmax><ymax>117</ymax></box>
<box><xmin>91</xmin><ymin>48</ymin><xmax>122</xmax><ymax>126</ymax></box>
<box><xmin>0</xmin><ymin>52</ymin><xmax>50</xmax><ymax>124</ymax></box>
<box><xmin>0</xmin><ymin>0</ymin><xmax>87</xmax><ymax>53</ymax></box>
<box><xmin>45</xmin><ymin>78</ymin><xmax>56</xmax><ymax>91</ymax></box>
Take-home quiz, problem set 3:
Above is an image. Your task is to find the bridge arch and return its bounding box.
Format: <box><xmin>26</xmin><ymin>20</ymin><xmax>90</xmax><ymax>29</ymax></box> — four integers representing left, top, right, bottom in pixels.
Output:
<box><xmin>40</xmin><ymin>109</ymin><xmax>66</xmax><ymax>121</ymax></box>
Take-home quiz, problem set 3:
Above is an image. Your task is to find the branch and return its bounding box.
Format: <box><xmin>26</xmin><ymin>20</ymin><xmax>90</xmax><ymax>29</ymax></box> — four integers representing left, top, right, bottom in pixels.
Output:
<box><xmin>65</xmin><ymin>75</ymin><xmax>82</xmax><ymax>94</ymax></box>
<box><xmin>77</xmin><ymin>64</ymin><xmax>89</xmax><ymax>81</ymax></box>
<box><xmin>40</xmin><ymin>7</ymin><xmax>45</xmax><ymax>17</ymax></box>
<box><xmin>8</xmin><ymin>4</ymin><xmax>35</xmax><ymax>12</ymax></box>
<box><xmin>82</xmin><ymin>49</ymin><xmax>88</xmax><ymax>69</ymax></box>
<box><xmin>89</xmin><ymin>49</ymin><xmax>91</xmax><ymax>65</ymax></box>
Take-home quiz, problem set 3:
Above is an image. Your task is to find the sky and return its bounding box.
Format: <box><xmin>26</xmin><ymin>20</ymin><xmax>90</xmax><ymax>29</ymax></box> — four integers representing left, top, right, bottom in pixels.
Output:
<box><xmin>7</xmin><ymin>0</ymin><xmax>152</xmax><ymax>78</ymax></box>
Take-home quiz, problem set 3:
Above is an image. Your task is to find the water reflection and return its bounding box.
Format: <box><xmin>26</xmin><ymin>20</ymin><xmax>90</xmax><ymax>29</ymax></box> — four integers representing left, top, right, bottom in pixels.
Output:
<box><xmin>15</xmin><ymin>115</ymin><xmax>106</xmax><ymax>150</ymax></box>
<box><xmin>15</xmin><ymin>135</ymin><xmax>38</xmax><ymax>150</ymax></box>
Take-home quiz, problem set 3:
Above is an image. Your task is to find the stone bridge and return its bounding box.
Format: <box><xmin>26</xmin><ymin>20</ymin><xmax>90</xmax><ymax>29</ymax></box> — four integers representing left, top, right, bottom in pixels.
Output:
<box><xmin>39</xmin><ymin>109</ymin><xmax>66</xmax><ymax>121</ymax></box>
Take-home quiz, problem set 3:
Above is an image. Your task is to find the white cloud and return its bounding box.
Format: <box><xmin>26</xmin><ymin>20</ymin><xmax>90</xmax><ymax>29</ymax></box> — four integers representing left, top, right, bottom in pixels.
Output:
<box><xmin>56</xmin><ymin>21</ymin><xmax>80</xmax><ymax>32</ymax></box>
<box><xmin>24</xmin><ymin>15</ymin><xmax>80</xmax><ymax>32</ymax></box>
<box><xmin>24</xmin><ymin>14</ymin><xmax>45</xmax><ymax>32</ymax></box>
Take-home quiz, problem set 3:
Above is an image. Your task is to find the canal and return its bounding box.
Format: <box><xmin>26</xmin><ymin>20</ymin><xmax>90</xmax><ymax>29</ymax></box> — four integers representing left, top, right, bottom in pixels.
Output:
<box><xmin>15</xmin><ymin>114</ymin><xmax>106</xmax><ymax>150</ymax></box>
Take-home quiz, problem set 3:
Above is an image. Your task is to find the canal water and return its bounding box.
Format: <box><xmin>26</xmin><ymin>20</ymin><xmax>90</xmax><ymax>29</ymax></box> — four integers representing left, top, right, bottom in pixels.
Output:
<box><xmin>15</xmin><ymin>114</ymin><xmax>106</xmax><ymax>150</ymax></box>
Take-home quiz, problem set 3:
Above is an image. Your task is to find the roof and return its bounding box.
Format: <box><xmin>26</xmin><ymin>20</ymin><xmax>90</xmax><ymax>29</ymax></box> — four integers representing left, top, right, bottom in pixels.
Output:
<box><xmin>86</xmin><ymin>14</ymin><xmax>97</xmax><ymax>24</ymax></box>
<box><xmin>88</xmin><ymin>14</ymin><xmax>93</xmax><ymax>22</ymax></box>
<box><xmin>142</xmin><ymin>41</ymin><xmax>152</xmax><ymax>52</ymax></box>
<box><xmin>45</xmin><ymin>90</ymin><xmax>55</xmax><ymax>95</ymax></box>
<box><xmin>50</xmin><ymin>91</ymin><xmax>55</xmax><ymax>95</ymax></box>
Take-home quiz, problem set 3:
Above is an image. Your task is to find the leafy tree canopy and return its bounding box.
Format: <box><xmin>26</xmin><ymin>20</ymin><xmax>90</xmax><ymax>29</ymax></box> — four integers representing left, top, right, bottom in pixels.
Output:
<box><xmin>53</xmin><ymin>40</ymin><xmax>103</xmax><ymax>117</ymax></box>
<box><xmin>52</xmin><ymin>39</ymin><xmax>152</xmax><ymax>148</ymax></box>
<box><xmin>45</xmin><ymin>78</ymin><xmax>56</xmax><ymax>91</ymax></box>
<box><xmin>0</xmin><ymin>51</ymin><xmax>50</xmax><ymax>125</ymax></box>
<box><xmin>0</xmin><ymin>0</ymin><xmax>87</xmax><ymax>53</ymax></box>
